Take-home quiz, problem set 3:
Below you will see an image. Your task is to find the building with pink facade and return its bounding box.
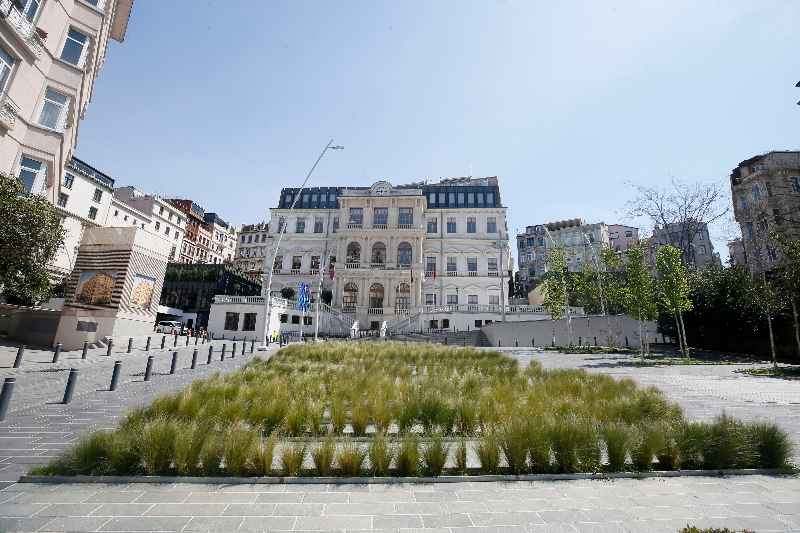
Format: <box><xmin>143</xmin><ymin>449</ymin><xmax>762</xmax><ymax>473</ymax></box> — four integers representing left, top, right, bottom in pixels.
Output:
<box><xmin>607</xmin><ymin>225</ymin><xmax>639</xmax><ymax>252</ymax></box>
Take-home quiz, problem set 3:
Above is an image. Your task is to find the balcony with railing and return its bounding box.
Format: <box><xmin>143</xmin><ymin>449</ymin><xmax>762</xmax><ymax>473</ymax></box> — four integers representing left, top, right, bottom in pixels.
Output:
<box><xmin>372</xmin><ymin>224</ymin><xmax>388</xmax><ymax>230</ymax></box>
<box><xmin>0</xmin><ymin>0</ymin><xmax>46</xmax><ymax>57</ymax></box>
<box><xmin>370</xmin><ymin>262</ymin><xmax>386</xmax><ymax>269</ymax></box>
<box><xmin>397</xmin><ymin>223</ymin><xmax>414</xmax><ymax>229</ymax></box>
<box><xmin>443</xmin><ymin>270</ymin><xmax>501</xmax><ymax>278</ymax></box>
<box><xmin>345</xmin><ymin>262</ymin><xmax>362</xmax><ymax>269</ymax></box>
<box><xmin>0</xmin><ymin>90</ymin><xmax>19</xmax><ymax>130</ymax></box>
<box><xmin>368</xmin><ymin>308</ymin><xmax>383</xmax><ymax>315</ymax></box>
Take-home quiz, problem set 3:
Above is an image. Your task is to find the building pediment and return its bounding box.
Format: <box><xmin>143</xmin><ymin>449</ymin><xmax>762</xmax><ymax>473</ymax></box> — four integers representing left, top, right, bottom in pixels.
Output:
<box><xmin>444</xmin><ymin>247</ymin><xmax>461</xmax><ymax>254</ymax></box>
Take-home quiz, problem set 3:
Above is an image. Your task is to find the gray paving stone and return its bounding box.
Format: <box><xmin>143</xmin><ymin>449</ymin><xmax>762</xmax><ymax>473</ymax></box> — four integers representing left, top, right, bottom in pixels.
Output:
<box><xmin>183</xmin><ymin>492</ymin><xmax>257</xmax><ymax>503</ymax></box>
<box><xmin>371</xmin><ymin>514</ymin><xmax>424</xmax><ymax>529</ymax></box>
<box><xmin>294</xmin><ymin>515</ymin><xmax>372</xmax><ymax>529</ymax></box>
<box><xmin>182</xmin><ymin>516</ymin><xmax>246</xmax><ymax>530</ymax></box>
<box><xmin>254</xmin><ymin>491</ymin><xmax>305</xmax><ymax>503</ymax></box>
<box><xmin>83</xmin><ymin>492</ymin><xmax>143</xmax><ymax>503</ymax></box>
<box><xmin>450</xmin><ymin>526</ymin><xmax>528</xmax><ymax>533</ymax></box>
<box><xmin>302</xmin><ymin>492</ymin><xmax>349</xmax><ymax>503</ymax></box>
<box><xmin>325</xmin><ymin>502</ymin><xmax>395</xmax><ymax>515</ymax></box>
<box><xmin>272</xmin><ymin>502</ymin><xmax>325</xmax><ymax>516</ymax></box>
<box><xmin>419</xmin><ymin>513</ymin><xmax>473</xmax><ymax>528</ymax></box>
<box><xmin>483</xmin><ymin>499</ymin><xmax>554</xmax><ymax>512</ymax></box>
<box><xmin>349</xmin><ymin>491</ymin><xmax>415</xmax><ymax>503</ymax></box>
<box><xmin>238</xmin><ymin>515</ymin><xmax>297</xmax><ymax>530</ymax></box>
<box><xmin>455</xmin><ymin>489</ymin><xmax>501</xmax><ymax>501</ymax></box>
<box><xmin>439</xmin><ymin>501</ymin><xmax>489</xmax><ymax>514</ymax></box>
<box><xmin>35</xmin><ymin>503</ymin><xmax>102</xmax><ymax>516</ymax></box>
<box><xmin>39</xmin><ymin>516</ymin><xmax>111</xmax><ymax>531</ymax></box>
<box><xmin>393</xmin><ymin>502</ymin><xmax>442</xmax><ymax>514</ymax></box>
<box><xmin>0</xmin><ymin>502</ymin><xmax>48</xmax><ymax>516</ymax></box>
<box><xmin>0</xmin><ymin>516</ymin><xmax>55</xmax><ymax>532</ymax></box>
<box><xmin>578</xmin><ymin>509</ymin><xmax>635</xmax><ymax>523</ymax></box>
<box><xmin>143</xmin><ymin>503</ymin><xmax>227</xmax><ymax>516</ymax></box>
<box><xmin>469</xmin><ymin>511</ymin><xmax>545</xmax><ymax>526</ymax></box>
<box><xmin>538</xmin><ymin>510</ymin><xmax>588</xmax><ymax>524</ymax></box>
<box><xmin>89</xmin><ymin>503</ymin><xmax>154</xmax><ymax>516</ymax></box>
<box><xmin>220</xmin><ymin>503</ymin><xmax>277</xmax><ymax>516</ymax></box>
<box><xmin>7</xmin><ymin>491</ymin><xmax>88</xmax><ymax>503</ymax></box>
<box><xmin>99</xmin><ymin>516</ymin><xmax>192</xmax><ymax>531</ymax></box>
<box><xmin>615</xmin><ymin>519</ymin><xmax>686</xmax><ymax>533</ymax></box>
<box><xmin>683</xmin><ymin>517</ymin><xmax>744</xmax><ymax>531</ymax></box>
<box><xmin>625</xmin><ymin>505</ymin><xmax>700</xmax><ymax>520</ymax></box>
<box><xmin>411</xmin><ymin>491</ymin><xmax>460</xmax><ymax>502</ymax></box>
<box><xmin>729</xmin><ymin>515</ymin><xmax>792</xmax><ymax>530</ymax></box>
<box><xmin>523</xmin><ymin>525</ymin><xmax>579</xmax><ymax>533</ymax></box>
<box><xmin>571</xmin><ymin>523</ymin><xmax>628</xmax><ymax>533</ymax></box>
<box><xmin>681</xmin><ymin>504</ymin><xmax>741</xmax><ymax>518</ymax></box>
<box><xmin>131</xmin><ymin>492</ymin><xmax>188</xmax><ymax>504</ymax></box>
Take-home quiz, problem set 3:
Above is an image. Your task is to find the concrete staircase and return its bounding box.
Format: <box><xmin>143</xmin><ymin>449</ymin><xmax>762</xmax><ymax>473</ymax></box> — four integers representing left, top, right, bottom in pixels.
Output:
<box><xmin>389</xmin><ymin>330</ymin><xmax>491</xmax><ymax>347</ymax></box>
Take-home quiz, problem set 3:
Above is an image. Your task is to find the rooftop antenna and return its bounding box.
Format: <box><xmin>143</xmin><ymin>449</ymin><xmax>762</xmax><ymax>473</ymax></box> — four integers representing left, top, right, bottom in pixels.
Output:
<box><xmin>469</xmin><ymin>165</ymin><xmax>472</xmax><ymax>178</ymax></box>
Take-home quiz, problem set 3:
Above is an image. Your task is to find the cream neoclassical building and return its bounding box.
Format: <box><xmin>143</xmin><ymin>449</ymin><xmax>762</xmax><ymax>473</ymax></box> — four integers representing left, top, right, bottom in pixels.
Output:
<box><xmin>260</xmin><ymin>177</ymin><xmax>512</xmax><ymax>330</ymax></box>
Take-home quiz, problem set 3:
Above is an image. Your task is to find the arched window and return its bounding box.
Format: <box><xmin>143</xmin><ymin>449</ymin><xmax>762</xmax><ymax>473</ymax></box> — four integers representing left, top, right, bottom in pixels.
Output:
<box><xmin>369</xmin><ymin>283</ymin><xmax>384</xmax><ymax>309</ymax></box>
<box><xmin>347</xmin><ymin>242</ymin><xmax>361</xmax><ymax>264</ymax></box>
<box><xmin>343</xmin><ymin>282</ymin><xmax>358</xmax><ymax>310</ymax></box>
<box><xmin>397</xmin><ymin>242</ymin><xmax>412</xmax><ymax>265</ymax></box>
<box><xmin>395</xmin><ymin>283</ymin><xmax>410</xmax><ymax>311</ymax></box>
<box><xmin>371</xmin><ymin>242</ymin><xmax>386</xmax><ymax>265</ymax></box>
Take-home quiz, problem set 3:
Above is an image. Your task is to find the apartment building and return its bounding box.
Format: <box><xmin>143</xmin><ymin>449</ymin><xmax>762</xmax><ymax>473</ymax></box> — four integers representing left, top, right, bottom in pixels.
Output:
<box><xmin>607</xmin><ymin>224</ymin><xmax>639</xmax><ymax>252</ymax></box>
<box><xmin>727</xmin><ymin>238</ymin><xmax>747</xmax><ymax>266</ymax></box>
<box><xmin>0</xmin><ymin>0</ymin><xmax>133</xmax><ymax>201</ymax></box>
<box><xmin>730</xmin><ymin>151</ymin><xmax>800</xmax><ymax>273</ymax></box>
<box><xmin>516</xmin><ymin>219</ymin><xmax>609</xmax><ymax>295</ymax></box>
<box><xmin>650</xmin><ymin>221</ymin><xmax>718</xmax><ymax>269</ymax></box>
<box><xmin>51</xmin><ymin>158</ymin><xmax>184</xmax><ymax>277</ymax></box>
<box><xmin>166</xmin><ymin>199</ymin><xmax>204</xmax><ymax>264</ymax></box>
<box><xmin>262</xmin><ymin>177</ymin><xmax>511</xmax><ymax>330</ymax></box>
<box><xmin>234</xmin><ymin>222</ymin><xmax>269</xmax><ymax>276</ymax></box>
<box><xmin>203</xmin><ymin>212</ymin><xmax>236</xmax><ymax>265</ymax></box>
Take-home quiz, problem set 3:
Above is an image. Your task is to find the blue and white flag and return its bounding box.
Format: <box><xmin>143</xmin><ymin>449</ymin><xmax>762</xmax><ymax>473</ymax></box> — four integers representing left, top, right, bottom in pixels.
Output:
<box><xmin>298</xmin><ymin>283</ymin><xmax>310</xmax><ymax>312</ymax></box>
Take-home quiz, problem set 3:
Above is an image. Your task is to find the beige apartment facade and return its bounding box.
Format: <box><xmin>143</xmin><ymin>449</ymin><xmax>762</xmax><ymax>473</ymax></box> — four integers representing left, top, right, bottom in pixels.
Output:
<box><xmin>264</xmin><ymin>177</ymin><xmax>512</xmax><ymax>330</ymax></box>
<box><xmin>730</xmin><ymin>151</ymin><xmax>800</xmax><ymax>273</ymax></box>
<box><xmin>0</xmin><ymin>0</ymin><xmax>133</xmax><ymax>201</ymax></box>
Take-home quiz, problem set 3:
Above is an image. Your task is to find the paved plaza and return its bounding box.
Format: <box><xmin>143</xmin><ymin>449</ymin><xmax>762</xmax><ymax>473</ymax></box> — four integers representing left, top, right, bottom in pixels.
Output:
<box><xmin>0</xmin><ymin>341</ymin><xmax>799</xmax><ymax>532</ymax></box>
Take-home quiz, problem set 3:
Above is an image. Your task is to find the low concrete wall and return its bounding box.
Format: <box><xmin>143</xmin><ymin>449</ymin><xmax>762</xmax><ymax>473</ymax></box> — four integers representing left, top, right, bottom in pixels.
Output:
<box><xmin>8</xmin><ymin>308</ymin><xmax>63</xmax><ymax>347</ymax></box>
<box><xmin>481</xmin><ymin>315</ymin><xmax>665</xmax><ymax>349</ymax></box>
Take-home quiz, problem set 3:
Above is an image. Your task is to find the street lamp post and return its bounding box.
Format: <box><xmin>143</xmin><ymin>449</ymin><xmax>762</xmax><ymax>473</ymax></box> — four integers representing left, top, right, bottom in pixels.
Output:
<box><xmin>258</xmin><ymin>139</ymin><xmax>343</xmax><ymax>350</ymax></box>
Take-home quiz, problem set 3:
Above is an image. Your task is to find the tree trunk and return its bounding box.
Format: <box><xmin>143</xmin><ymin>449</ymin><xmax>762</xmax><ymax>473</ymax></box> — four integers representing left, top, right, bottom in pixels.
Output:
<box><xmin>762</xmin><ymin>272</ymin><xmax>778</xmax><ymax>371</ymax></box>
<box><xmin>587</xmin><ymin>313</ymin><xmax>591</xmax><ymax>348</ymax></box>
<box><xmin>644</xmin><ymin>319</ymin><xmax>650</xmax><ymax>357</ymax></box>
<box><xmin>638</xmin><ymin>311</ymin><xmax>644</xmax><ymax>362</ymax></box>
<box><xmin>792</xmin><ymin>297</ymin><xmax>800</xmax><ymax>359</ymax></box>
<box><xmin>615</xmin><ymin>315</ymin><xmax>621</xmax><ymax>348</ymax></box>
<box><xmin>678</xmin><ymin>306</ymin><xmax>689</xmax><ymax>361</ymax></box>
<box><xmin>551</xmin><ymin>320</ymin><xmax>556</xmax><ymax>347</ymax></box>
<box><xmin>674</xmin><ymin>314</ymin><xmax>684</xmax><ymax>359</ymax></box>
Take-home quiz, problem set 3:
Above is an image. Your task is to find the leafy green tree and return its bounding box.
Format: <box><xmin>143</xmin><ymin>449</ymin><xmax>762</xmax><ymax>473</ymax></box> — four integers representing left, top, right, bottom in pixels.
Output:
<box><xmin>623</xmin><ymin>240</ymin><xmax>657</xmax><ymax>361</ymax></box>
<box><xmin>541</xmin><ymin>245</ymin><xmax>573</xmax><ymax>346</ymax></box>
<box><xmin>0</xmin><ymin>174</ymin><xmax>65</xmax><ymax>302</ymax></box>
<box><xmin>575</xmin><ymin>263</ymin><xmax>603</xmax><ymax>346</ymax></box>
<box><xmin>321</xmin><ymin>289</ymin><xmax>333</xmax><ymax>305</ymax></box>
<box><xmin>599</xmin><ymin>244</ymin><xmax>625</xmax><ymax>346</ymax></box>
<box><xmin>281</xmin><ymin>287</ymin><xmax>296</xmax><ymax>300</ymax></box>
<box><xmin>773</xmin><ymin>232</ymin><xmax>800</xmax><ymax>357</ymax></box>
<box><xmin>655</xmin><ymin>245</ymin><xmax>693</xmax><ymax>360</ymax></box>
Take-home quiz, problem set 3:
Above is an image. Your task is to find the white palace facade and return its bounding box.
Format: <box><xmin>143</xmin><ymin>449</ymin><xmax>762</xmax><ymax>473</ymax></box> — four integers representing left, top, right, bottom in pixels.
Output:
<box><xmin>262</xmin><ymin>176</ymin><xmax>513</xmax><ymax>330</ymax></box>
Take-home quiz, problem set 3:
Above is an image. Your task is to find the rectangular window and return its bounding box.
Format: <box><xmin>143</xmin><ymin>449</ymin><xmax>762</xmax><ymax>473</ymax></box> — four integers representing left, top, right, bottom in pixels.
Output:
<box><xmin>698</xmin><ymin>245</ymin><xmax>706</xmax><ymax>254</ymax></box>
<box><xmin>625</xmin><ymin>230</ymin><xmax>632</xmax><ymax>238</ymax></box>
<box><xmin>292</xmin><ymin>256</ymin><xmax>302</xmax><ymax>270</ymax></box>
<box><xmin>314</xmin><ymin>218</ymin><xmax>323</xmax><ymax>233</ymax></box>
<box><xmin>426</xmin><ymin>294</ymin><xmax>436</xmax><ymax>305</ymax></box>
<box><xmin>428</xmin><ymin>192</ymin><xmax>435</xmax><ymax>206</ymax></box>
<box><xmin>427</xmin><ymin>217</ymin><xmax>437</xmax><ymax>233</ymax></box>
<box><xmin>57</xmin><ymin>193</ymin><xmax>68</xmax><ymax>207</ymax></box>
<box><xmin>467</xmin><ymin>257</ymin><xmax>477</xmax><ymax>273</ymax></box>
<box><xmin>519</xmin><ymin>240</ymin><xmax>525</xmax><ymax>249</ymax></box>
<box><xmin>467</xmin><ymin>217</ymin><xmax>476</xmax><ymax>233</ymax></box>
<box><xmin>61</xmin><ymin>28</ymin><xmax>89</xmax><ymax>67</ymax></box>
<box><xmin>280</xmin><ymin>314</ymin><xmax>288</xmax><ymax>323</ymax></box>
<box><xmin>447</xmin><ymin>257</ymin><xmax>457</xmax><ymax>272</ymax></box>
<box><xmin>302</xmin><ymin>193</ymin><xmax>309</xmax><ymax>207</ymax></box>
<box><xmin>321</xmin><ymin>192</ymin><xmax>328</xmax><ymax>206</ymax></box>
<box><xmin>527</xmin><ymin>252</ymin><xmax>534</xmax><ymax>261</ymax></box>
<box><xmin>477</xmin><ymin>192</ymin><xmax>484</xmax><ymax>207</ymax></box>
<box><xmin>487</xmin><ymin>217</ymin><xmax>497</xmax><ymax>233</ymax></box>
<box><xmin>39</xmin><ymin>89</ymin><xmax>69</xmax><ymax>130</ymax></box>
<box><xmin>438</xmin><ymin>192</ymin><xmax>445</xmax><ymax>205</ymax></box>
<box><xmin>349</xmin><ymin>208</ymin><xmax>363</xmax><ymax>225</ymax></box>
<box><xmin>488</xmin><ymin>258</ymin><xmax>498</xmax><ymax>272</ymax></box>
<box><xmin>374</xmin><ymin>208</ymin><xmax>388</xmax><ymax>226</ymax></box>
<box><xmin>311</xmin><ymin>193</ymin><xmax>317</xmax><ymax>205</ymax></box>
<box><xmin>278</xmin><ymin>218</ymin><xmax>286</xmax><ymax>232</ymax></box>
<box><xmin>489</xmin><ymin>295</ymin><xmax>499</xmax><ymax>305</ymax></box>
<box><xmin>92</xmin><ymin>188</ymin><xmax>102</xmax><ymax>202</ymax></box>
<box><xmin>746</xmin><ymin>222</ymin><xmax>754</xmax><ymax>238</ymax></box>
<box><xmin>62</xmin><ymin>173</ymin><xmax>74</xmax><ymax>189</ymax></box>
<box><xmin>468</xmin><ymin>295</ymin><xmax>478</xmax><ymax>305</ymax></box>
<box><xmin>311</xmin><ymin>256</ymin><xmax>320</xmax><ymax>270</ymax></box>
<box><xmin>295</xmin><ymin>219</ymin><xmax>305</xmax><ymax>233</ymax></box>
<box><xmin>539</xmin><ymin>238</ymin><xmax>544</xmax><ymax>246</ymax></box>
<box><xmin>273</xmin><ymin>255</ymin><xmax>283</xmax><ymax>271</ymax></box>
<box><xmin>740</xmin><ymin>196</ymin><xmax>748</xmax><ymax>210</ymax></box>
<box><xmin>447</xmin><ymin>294</ymin><xmax>458</xmax><ymax>305</ymax></box>
<box><xmin>88</xmin><ymin>206</ymin><xmax>98</xmax><ymax>220</ymax></box>
<box><xmin>248</xmin><ymin>235</ymin><xmax>253</xmax><ymax>243</ymax></box>
<box><xmin>527</xmin><ymin>238</ymin><xmax>535</xmax><ymax>246</ymax></box>
<box><xmin>467</xmin><ymin>192</ymin><xmax>475</xmax><ymax>207</ymax></box>
<box><xmin>154</xmin><ymin>222</ymin><xmax>160</xmax><ymax>231</ymax></box>
<box><xmin>426</xmin><ymin>257</ymin><xmax>436</xmax><ymax>272</ymax></box>
<box><xmin>457</xmin><ymin>192</ymin><xmax>464</xmax><ymax>207</ymax></box>
<box><xmin>448</xmin><ymin>192</ymin><xmax>455</xmax><ymax>207</ymax></box>
<box><xmin>224</xmin><ymin>312</ymin><xmax>240</xmax><ymax>330</ymax></box>
<box><xmin>773</xmin><ymin>208</ymin><xmax>782</xmax><ymax>226</ymax></box>
<box><xmin>304</xmin><ymin>316</ymin><xmax>313</xmax><ymax>326</ymax></box>
<box><xmin>751</xmin><ymin>185</ymin><xmax>762</xmax><ymax>202</ymax></box>
<box><xmin>262</xmin><ymin>234</ymin><xmax>267</xmax><ymax>242</ymax></box>
<box><xmin>564</xmin><ymin>235</ymin><xmax>571</xmax><ymax>246</ymax></box>
<box><xmin>291</xmin><ymin>315</ymin><xmax>300</xmax><ymax>324</ymax></box>
<box><xmin>789</xmin><ymin>178</ymin><xmax>800</xmax><ymax>193</ymax></box>
<box><xmin>447</xmin><ymin>218</ymin><xmax>456</xmax><ymax>233</ymax></box>
<box><xmin>0</xmin><ymin>44</ymin><xmax>14</xmax><ymax>92</ymax></box>
<box><xmin>399</xmin><ymin>207</ymin><xmax>413</xmax><ymax>225</ymax></box>
<box><xmin>487</xmin><ymin>192</ymin><xmax>495</xmax><ymax>206</ymax></box>
<box><xmin>242</xmin><ymin>313</ymin><xmax>257</xmax><ymax>331</ymax></box>
<box><xmin>333</xmin><ymin>217</ymin><xmax>339</xmax><ymax>233</ymax></box>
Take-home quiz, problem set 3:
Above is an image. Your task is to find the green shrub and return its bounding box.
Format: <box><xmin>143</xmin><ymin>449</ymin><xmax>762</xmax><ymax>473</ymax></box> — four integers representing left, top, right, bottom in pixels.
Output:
<box><xmin>173</xmin><ymin>421</ymin><xmax>205</xmax><ymax>476</ymax></box>
<box><xmin>224</xmin><ymin>422</ymin><xmax>258</xmax><ymax>476</ymax></box>
<box><xmin>136</xmin><ymin>416</ymin><xmax>176</xmax><ymax>476</ymax></box>
<box><xmin>251</xmin><ymin>433</ymin><xmax>276</xmax><ymax>476</ymax></box>
<box><xmin>368</xmin><ymin>432</ymin><xmax>393</xmax><ymax>476</ymax></box>
<box><xmin>748</xmin><ymin>421</ymin><xmax>793</xmax><ymax>468</ymax></box>
<box><xmin>329</xmin><ymin>395</ymin><xmax>347</xmax><ymax>435</ymax></box>
<box><xmin>476</xmin><ymin>428</ymin><xmax>501</xmax><ymax>474</ymax></box>
<box><xmin>200</xmin><ymin>432</ymin><xmax>225</xmax><ymax>476</ymax></box>
<box><xmin>311</xmin><ymin>434</ymin><xmax>336</xmax><ymax>476</ymax></box>
<box><xmin>350</xmin><ymin>400</ymin><xmax>369</xmax><ymax>437</ymax></box>
<box><xmin>603</xmin><ymin>422</ymin><xmax>633</xmax><ymax>472</ymax></box>
<box><xmin>500</xmin><ymin>419</ymin><xmax>529</xmax><ymax>474</ymax></box>
<box><xmin>701</xmin><ymin>414</ymin><xmax>750</xmax><ymax>470</ymax></box>
<box><xmin>455</xmin><ymin>438</ymin><xmax>468</xmax><ymax>475</ymax></box>
<box><xmin>337</xmin><ymin>439</ymin><xmax>366</xmax><ymax>476</ymax></box>
<box><xmin>279</xmin><ymin>440</ymin><xmax>307</xmax><ymax>477</ymax></box>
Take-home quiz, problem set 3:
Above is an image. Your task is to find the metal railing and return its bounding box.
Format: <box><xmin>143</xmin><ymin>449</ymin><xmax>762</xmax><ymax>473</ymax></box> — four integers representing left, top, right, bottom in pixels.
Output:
<box><xmin>347</xmin><ymin>223</ymin><xmax>362</xmax><ymax>229</ymax></box>
<box><xmin>0</xmin><ymin>0</ymin><xmax>45</xmax><ymax>56</ymax></box>
<box><xmin>368</xmin><ymin>308</ymin><xmax>383</xmax><ymax>315</ymax></box>
<box><xmin>345</xmin><ymin>262</ymin><xmax>361</xmax><ymax>269</ymax></box>
<box><xmin>373</xmin><ymin>223</ymin><xmax>388</xmax><ymax>230</ymax></box>
<box><xmin>397</xmin><ymin>223</ymin><xmax>414</xmax><ymax>229</ymax></box>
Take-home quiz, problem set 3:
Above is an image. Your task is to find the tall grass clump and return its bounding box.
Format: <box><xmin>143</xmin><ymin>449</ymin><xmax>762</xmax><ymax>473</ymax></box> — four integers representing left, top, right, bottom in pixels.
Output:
<box><xmin>421</xmin><ymin>432</ymin><xmax>450</xmax><ymax>476</ymax></box>
<box><xmin>337</xmin><ymin>439</ymin><xmax>366</xmax><ymax>476</ymax></box>
<box><xmin>36</xmin><ymin>342</ymin><xmax>791</xmax><ymax>477</ymax></box>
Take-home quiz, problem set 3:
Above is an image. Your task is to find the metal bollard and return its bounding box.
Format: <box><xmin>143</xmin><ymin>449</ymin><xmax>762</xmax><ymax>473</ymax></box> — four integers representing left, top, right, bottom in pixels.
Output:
<box><xmin>106</xmin><ymin>340</ymin><xmax>113</xmax><ymax>357</ymax></box>
<box><xmin>0</xmin><ymin>378</ymin><xmax>16</xmax><ymax>422</ymax></box>
<box><xmin>195</xmin><ymin>336</ymin><xmax>198</xmax><ymax>346</ymax></box>
<box><xmin>82</xmin><ymin>340</ymin><xmax>90</xmax><ymax>359</ymax></box>
<box><xmin>127</xmin><ymin>338</ymin><xmax>133</xmax><ymax>353</ymax></box>
<box><xmin>110</xmin><ymin>361</ymin><xmax>122</xmax><ymax>391</ymax></box>
<box><xmin>62</xmin><ymin>368</ymin><xmax>78</xmax><ymax>404</ymax></box>
<box><xmin>515</xmin><ymin>338</ymin><xmax>518</xmax><ymax>347</ymax></box>
<box><xmin>498</xmin><ymin>340</ymin><xmax>501</xmax><ymax>347</ymax></box>
<box><xmin>170</xmin><ymin>351</ymin><xmax>179</xmax><ymax>374</ymax></box>
<box><xmin>174</xmin><ymin>335</ymin><xmax>178</xmax><ymax>348</ymax></box>
<box><xmin>191</xmin><ymin>349</ymin><xmax>198</xmax><ymax>369</ymax></box>
<box><xmin>251</xmin><ymin>339</ymin><xmax>255</xmax><ymax>353</ymax></box>
<box><xmin>185</xmin><ymin>336</ymin><xmax>189</xmax><ymax>347</ymax></box>
<box><xmin>221</xmin><ymin>344</ymin><xmax>226</xmax><ymax>360</ymax></box>
<box><xmin>444</xmin><ymin>337</ymin><xmax>447</xmax><ymax>345</ymax></box>
<box><xmin>161</xmin><ymin>336</ymin><xmax>166</xmax><ymax>349</ymax></box>
<box><xmin>13</xmin><ymin>345</ymin><xmax>25</xmax><ymax>368</ymax></box>
<box><xmin>243</xmin><ymin>341</ymin><xmax>247</xmax><ymax>356</ymax></box>
<box><xmin>232</xmin><ymin>343</ymin><xmax>236</xmax><ymax>358</ymax></box>
<box><xmin>52</xmin><ymin>342</ymin><xmax>62</xmax><ymax>363</ymax></box>
<box><xmin>532</xmin><ymin>338</ymin><xmax>535</xmax><ymax>347</ymax></box>
<box><xmin>146</xmin><ymin>337</ymin><xmax>151</xmax><ymax>351</ymax></box>
<box><xmin>207</xmin><ymin>345</ymin><xmax>214</xmax><ymax>364</ymax></box>
<box><xmin>144</xmin><ymin>356</ymin><xmax>154</xmax><ymax>381</ymax></box>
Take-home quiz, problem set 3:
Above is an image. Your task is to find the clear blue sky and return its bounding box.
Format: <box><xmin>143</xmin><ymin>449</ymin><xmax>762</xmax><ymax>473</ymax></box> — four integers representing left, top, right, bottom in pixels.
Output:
<box><xmin>75</xmin><ymin>0</ymin><xmax>799</xmax><ymax>260</ymax></box>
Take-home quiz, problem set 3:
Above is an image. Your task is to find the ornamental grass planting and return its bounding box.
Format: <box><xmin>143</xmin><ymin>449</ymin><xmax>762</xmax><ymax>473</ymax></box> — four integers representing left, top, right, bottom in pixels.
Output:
<box><xmin>35</xmin><ymin>342</ymin><xmax>792</xmax><ymax>477</ymax></box>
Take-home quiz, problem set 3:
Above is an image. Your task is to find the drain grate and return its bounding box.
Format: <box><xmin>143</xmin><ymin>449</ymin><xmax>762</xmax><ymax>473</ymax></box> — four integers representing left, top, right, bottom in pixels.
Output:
<box><xmin>130</xmin><ymin>372</ymin><xmax>168</xmax><ymax>377</ymax></box>
<box><xmin>28</xmin><ymin>368</ymin><xmax>68</xmax><ymax>373</ymax></box>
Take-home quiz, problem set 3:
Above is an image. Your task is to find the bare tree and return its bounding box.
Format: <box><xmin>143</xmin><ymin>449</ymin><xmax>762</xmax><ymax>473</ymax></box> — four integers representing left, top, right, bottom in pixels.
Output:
<box><xmin>619</xmin><ymin>176</ymin><xmax>730</xmax><ymax>268</ymax></box>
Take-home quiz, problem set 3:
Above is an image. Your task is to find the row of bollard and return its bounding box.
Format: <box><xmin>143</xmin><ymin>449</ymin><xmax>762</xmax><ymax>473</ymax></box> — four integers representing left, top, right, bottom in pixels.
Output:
<box><xmin>1</xmin><ymin>335</ymin><xmax>230</xmax><ymax>422</ymax></box>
